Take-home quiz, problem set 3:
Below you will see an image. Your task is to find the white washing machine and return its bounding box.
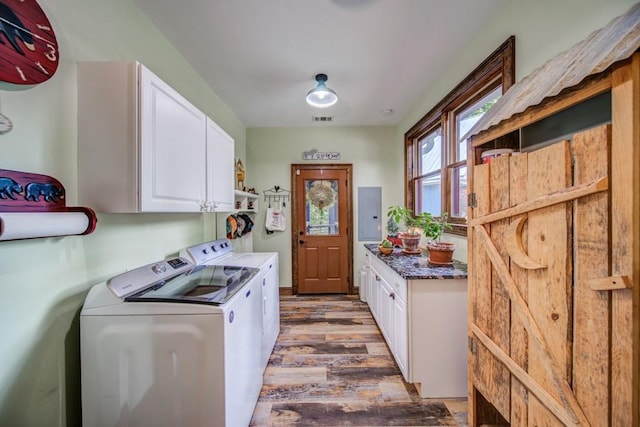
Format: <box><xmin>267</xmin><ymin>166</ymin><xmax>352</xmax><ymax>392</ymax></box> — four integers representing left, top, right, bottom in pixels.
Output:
<box><xmin>180</xmin><ymin>239</ymin><xmax>280</xmax><ymax>368</ymax></box>
<box><xmin>80</xmin><ymin>256</ymin><xmax>263</xmax><ymax>427</ymax></box>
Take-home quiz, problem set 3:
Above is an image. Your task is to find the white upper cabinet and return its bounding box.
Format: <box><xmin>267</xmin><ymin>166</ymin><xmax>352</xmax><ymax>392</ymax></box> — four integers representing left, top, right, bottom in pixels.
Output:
<box><xmin>206</xmin><ymin>118</ymin><xmax>234</xmax><ymax>212</ymax></box>
<box><xmin>78</xmin><ymin>61</ymin><xmax>233</xmax><ymax>213</ymax></box>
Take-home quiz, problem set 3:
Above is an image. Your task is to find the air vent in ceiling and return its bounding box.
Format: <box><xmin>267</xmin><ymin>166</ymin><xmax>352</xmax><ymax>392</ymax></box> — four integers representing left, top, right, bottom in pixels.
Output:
<box><xmin>312</xmin><ymin>116</ymin><xmax>333</xmax><ymax>123</ymax></box>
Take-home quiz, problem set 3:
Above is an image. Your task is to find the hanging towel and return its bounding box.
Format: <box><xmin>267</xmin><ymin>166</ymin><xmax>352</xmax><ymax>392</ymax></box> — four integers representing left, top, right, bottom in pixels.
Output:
<box><xmin>265</xmin><ymin>207</ymin><xmax>286</xmax><ymax>232</ymax></box>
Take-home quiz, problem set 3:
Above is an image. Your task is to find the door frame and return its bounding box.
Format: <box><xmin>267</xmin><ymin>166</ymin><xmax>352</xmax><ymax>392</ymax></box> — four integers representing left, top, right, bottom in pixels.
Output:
<box><xmin>290</xmin><ymin>164</ymin><xmax>354</xmax><ymax>295</ymax></box>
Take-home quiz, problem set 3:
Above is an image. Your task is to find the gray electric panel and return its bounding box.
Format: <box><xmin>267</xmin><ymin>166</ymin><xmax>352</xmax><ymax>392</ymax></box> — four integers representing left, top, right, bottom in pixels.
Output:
<box><xmin>358</xmin><ymin>187</ymin><xmax>382</xmax><ymax>241</ymax></box>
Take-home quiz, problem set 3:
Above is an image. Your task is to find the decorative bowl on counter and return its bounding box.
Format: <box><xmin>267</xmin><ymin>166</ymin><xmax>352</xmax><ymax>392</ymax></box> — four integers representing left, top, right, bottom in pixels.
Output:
<box><xmin>378</xmin><ymin>245</ymin><xmax>394</xmax><ymax>255</ymax></box>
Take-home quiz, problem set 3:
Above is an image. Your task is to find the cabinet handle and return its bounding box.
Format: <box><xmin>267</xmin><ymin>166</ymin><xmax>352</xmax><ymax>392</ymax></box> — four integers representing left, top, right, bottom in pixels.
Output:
<box><xmin>375</xmin><ymin>275</ymin><xmax>381</xmax><ymax>281</ymax></box>
<box><xmin>390</xmin><ymin>292</ymin><xmax>395</xmax><ymax>300</ymax></box>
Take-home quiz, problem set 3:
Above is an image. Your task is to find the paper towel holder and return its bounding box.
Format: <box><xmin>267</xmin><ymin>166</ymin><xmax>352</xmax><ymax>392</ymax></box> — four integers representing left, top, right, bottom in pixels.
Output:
<box><xmin>0</xmin><ymin>169</ymin><xmax>97</xmax><ymax>241</ymax></box>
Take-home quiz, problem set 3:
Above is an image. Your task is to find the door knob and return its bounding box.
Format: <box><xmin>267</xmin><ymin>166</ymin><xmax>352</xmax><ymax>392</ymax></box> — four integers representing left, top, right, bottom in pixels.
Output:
<box><xmin>299</xmin><ymin>240</ymin><xmax>305</xmax><ymax>245</ymax></box>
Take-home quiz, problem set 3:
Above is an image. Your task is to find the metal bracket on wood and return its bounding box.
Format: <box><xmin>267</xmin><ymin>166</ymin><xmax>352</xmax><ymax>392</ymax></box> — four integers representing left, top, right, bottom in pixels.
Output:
<box><xmin>468</xmin><ymin>336</ymin><xmax>477</xmax><ymax>355</ymax></box>
<box><xmin>468</xmin><ymin>193</ymin><xmax>478</xmax><ymax>209</ymax></box>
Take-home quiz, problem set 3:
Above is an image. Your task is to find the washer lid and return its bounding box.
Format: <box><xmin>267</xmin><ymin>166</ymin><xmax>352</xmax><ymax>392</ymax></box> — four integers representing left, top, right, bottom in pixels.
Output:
<box><xmin>125</xmin><ymin>264</ymin><xmax>259</xmax><ymax>306</ymax></box>
<box><xmin>107</xmin><ymin>257</ymin><xmax>193</xmax><ymax>298</ymax></box>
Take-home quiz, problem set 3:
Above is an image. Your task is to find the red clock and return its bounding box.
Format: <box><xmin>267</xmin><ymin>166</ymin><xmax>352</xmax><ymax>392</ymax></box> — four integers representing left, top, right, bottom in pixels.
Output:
<box><xmin>0</xmin><ymin>0</ymin><xmax>58</xmax><ymax>85</ymax></box>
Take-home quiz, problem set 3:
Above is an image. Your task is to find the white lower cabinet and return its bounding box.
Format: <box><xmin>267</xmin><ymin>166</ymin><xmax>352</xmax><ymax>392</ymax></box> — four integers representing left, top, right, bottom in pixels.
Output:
<box><xmin>368</xmin><ymin>256</ymin><xmax>408</xmax><ymax>380</ymax></box>
<box><xmin>391</xmin><ymin>292</ymin><xmax>408</xmax><ymax>376</ymax></box>
<box><xmin>259</xmin><ymin>257</ymin><xmax>280</xmax><ymax>369</ymax></box>
<box><xmin>366</xmin><ymin>250</ymin><xmax>467</xmax><ymax>398</ymax></box>
<box><xmin>378</xmin><ymin>274</ymin><xmax>393</xmax><ymax>343</ymax></box>
<box><xmin>367</xmin><ymin>257</ymin><xmax>380</xmax><ymax>324</ymax></box>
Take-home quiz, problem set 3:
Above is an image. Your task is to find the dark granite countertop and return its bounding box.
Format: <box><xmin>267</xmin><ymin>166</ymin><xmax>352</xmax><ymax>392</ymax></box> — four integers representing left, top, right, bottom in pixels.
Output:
<box><xmin>364</xmin><ymin>243</ymin><xmax>468</xmax><ymax>280</ymax></box>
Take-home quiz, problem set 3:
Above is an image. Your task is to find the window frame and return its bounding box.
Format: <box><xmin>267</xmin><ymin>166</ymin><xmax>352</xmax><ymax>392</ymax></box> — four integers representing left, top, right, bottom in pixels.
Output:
<box><xmin>404</xmin><ymin>36</ymin><xmax>515</xmax><ymax>236</ymax></box>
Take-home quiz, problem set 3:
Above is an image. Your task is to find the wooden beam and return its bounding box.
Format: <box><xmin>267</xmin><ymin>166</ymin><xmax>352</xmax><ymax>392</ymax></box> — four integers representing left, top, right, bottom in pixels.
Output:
<box><xmin>470</xmin><ymin>176</ymin><xmax>607</xmax><ymax>227</ymax></box>
<box><xmin>588</xmin><ymin>276</ymin><xmax>633</xmax><ymax>291</ymax></box>
<box><xmin>471</xmin><ymin>324</ymin><xmax>579</xmax><ymax>426</ymax></box>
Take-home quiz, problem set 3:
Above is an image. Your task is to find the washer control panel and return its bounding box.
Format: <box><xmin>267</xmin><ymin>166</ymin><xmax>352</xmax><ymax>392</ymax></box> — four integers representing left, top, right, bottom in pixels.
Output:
<box><xmin>180</xmin><ymin>238</ymin><xmax>233</xmax><ymax>265</ymax></box>
<box><xmin>107</xmin><ymin>257</ymin><xmax>193</xmax><ymax>298</ymax></box>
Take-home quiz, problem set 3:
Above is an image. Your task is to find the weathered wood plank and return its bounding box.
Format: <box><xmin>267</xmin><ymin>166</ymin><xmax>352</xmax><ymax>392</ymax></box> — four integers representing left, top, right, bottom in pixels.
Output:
<box><xmin>572</xmin><ymin>124</ymin><xmax>611</xmax><ymax>426</ymax></box>
<box><xmin>610</xmin><ymin>53</ymin><xmax>639</xmax><ymax>427</ymax></box>
<box><xmin>472</xmin><ymin>325</ymin><xmax>578</xmax><ymax>426</ymax></box>
<box><xmin>488</xmin><ymin>154</ymin><xmax>512</xmax><ymax>420</ymax></box>
<box><xmin>474</xmin><ymin>225</ymin><xmax>589</xmax><ymax>426</ymax></box>
<box><xmin>469</xmin><ymin>176</ymin><xmax>607</xmax><ymax>227</ymax></box>
<box><xmin>526</xmin><ymin>141</ymin><xmax>573</xmax><ymax>427</ymax></box>
<box><xmin>588</xmin><ymin>276</ymin><xmax>632</xmax><ymax>291</ymax></box>
<box><xmin>470</xmin><ymin>163</ymin><xmax>495</xmax><ymax>422</ymax></box>
<box><xmin>504</xmin><ymin>217</ymin><xmax>546</xmax><ymax>270</ymax></box>
<box><xmin>508</xmin><ymin>152</ymin><xmax>529</xmax><ymax>426</ymax></box>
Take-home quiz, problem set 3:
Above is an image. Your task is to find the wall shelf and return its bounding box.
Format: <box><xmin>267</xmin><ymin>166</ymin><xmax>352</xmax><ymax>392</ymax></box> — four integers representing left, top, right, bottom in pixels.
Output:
<box><xmin>234</xmin><ymin>190</ymin><xmax>259</xmax><ymax>213</ymax></box>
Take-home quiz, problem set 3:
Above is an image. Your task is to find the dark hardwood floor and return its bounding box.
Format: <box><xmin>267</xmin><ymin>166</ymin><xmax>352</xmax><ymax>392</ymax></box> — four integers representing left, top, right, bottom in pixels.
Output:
<box><xmin>250</xmin><ymin>292</ymin><xmax>467</xmax><ymax>426</ymax></box>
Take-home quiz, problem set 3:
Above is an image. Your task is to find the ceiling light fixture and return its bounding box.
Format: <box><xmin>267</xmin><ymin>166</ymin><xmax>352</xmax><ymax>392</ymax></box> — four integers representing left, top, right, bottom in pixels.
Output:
<box><xmin>306</xmin><ymin>73</ymin><xmax>338</xmax><ymax>108</ymax></box>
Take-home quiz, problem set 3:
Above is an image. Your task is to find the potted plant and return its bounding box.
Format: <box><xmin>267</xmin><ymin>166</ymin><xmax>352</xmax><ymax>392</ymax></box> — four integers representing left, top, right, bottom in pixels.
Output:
<box><xmin>423</xmin><ymin>212</ymin><xmax>455</xmax><ymax>265</ymax></box>
<box><xmin>378</xmin><ymin>239</ymin><xmax>394</xmax><ymax>255</ymax></box>
<box><xmin>386</xmin><ymin>205</ymin><xmax>433</xmax><ymax>253</ymax></box>
<box><xmin>386</xmin><ymin>217</ymin><xmax>402</xmax><ymax>247</ymax></box>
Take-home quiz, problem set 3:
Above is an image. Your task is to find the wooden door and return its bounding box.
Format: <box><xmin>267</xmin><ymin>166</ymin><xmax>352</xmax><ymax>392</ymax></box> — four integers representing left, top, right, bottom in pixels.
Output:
<box><xmin>468</xmin><ymin>123</ymin><xmax>635</xmax><ymax>425</ymax></box>
<box><xmin>291</xmin><ymin>164</ymin><xmax>352</xmax><ymax>294</ymax></box>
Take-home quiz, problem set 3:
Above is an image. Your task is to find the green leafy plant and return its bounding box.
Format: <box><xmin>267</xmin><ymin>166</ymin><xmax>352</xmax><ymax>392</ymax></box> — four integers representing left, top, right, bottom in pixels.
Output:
<box><xmin>386</xmin><ymin>205</ymin><xmax>434</xmax><ymax>236</ymax></box>
<box><xmin>380</xmin><ymin>239</ymin><xmax>393</xmax><ymax>248</ymax></box>
<box><xmin>423</xmin><ymin>212</ymin><xmax>453</xmax><ymax>244</ymax></box>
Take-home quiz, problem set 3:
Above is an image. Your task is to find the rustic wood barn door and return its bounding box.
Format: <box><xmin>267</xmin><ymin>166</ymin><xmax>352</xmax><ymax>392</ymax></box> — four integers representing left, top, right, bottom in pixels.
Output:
<box><xmin>468</xmin><ymin>123</ymin><xmax>629</xmax><ymax>425</ymax></box>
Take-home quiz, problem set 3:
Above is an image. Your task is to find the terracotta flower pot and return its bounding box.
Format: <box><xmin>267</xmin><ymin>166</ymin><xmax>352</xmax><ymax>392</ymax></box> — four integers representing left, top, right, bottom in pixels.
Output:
<box><xmin>378</xmin><ymin>245</ymin><xmax>393</xmax><ymax>255</ymax></box>
<box><xmin>426</xmin><ymin>242</ymin><xmax>455</xmax><ymax>265</ymax></box>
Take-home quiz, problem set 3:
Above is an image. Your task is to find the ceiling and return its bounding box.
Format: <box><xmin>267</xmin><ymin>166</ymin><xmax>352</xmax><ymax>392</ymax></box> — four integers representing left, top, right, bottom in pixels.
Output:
<box><xmin>133</xmin><ymin>0</ymin><xmax>504</xmax><ymax>128</ymax></box>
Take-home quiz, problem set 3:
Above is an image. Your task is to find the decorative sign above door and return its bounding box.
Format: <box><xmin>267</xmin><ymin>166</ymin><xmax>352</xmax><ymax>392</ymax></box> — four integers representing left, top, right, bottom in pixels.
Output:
<box><xmin>302</xmin><ymin>149</ymin><xmax>340</xmax><ymax>161</ymax></box>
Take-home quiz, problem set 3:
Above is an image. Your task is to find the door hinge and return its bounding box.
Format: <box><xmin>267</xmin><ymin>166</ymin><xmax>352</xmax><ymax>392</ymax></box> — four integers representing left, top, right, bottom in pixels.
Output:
<box><xmin>468</xmin><ymin>193</ymin><xmax>477</xmax><ymax>209</ymax></box>
<box><xmin>468</xmin><ymin>336</ymin><xmax>477</xmax><ymax>355</ymax></box>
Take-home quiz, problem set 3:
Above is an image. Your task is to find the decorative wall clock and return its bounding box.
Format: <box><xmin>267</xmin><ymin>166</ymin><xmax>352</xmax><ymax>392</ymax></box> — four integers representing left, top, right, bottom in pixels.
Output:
<box><xmin>0</xmin><ymin>0</ymin><xmax>58</xmax><ymax>85</ymax></box>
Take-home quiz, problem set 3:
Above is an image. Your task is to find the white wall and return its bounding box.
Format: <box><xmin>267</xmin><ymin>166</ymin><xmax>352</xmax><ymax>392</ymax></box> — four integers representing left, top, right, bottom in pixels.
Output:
<box><xmin>247</xmin><ymin>126</ymin><xmax>400</xmax><ymax>287</ymax></box>
<box><xmin>0</xmin><ymin>0</ymin><xmax>244</xmax><ymax>425</ymax></box>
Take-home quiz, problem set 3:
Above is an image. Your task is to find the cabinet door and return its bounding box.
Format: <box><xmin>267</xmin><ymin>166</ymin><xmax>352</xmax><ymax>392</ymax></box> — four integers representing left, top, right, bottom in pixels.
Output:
<box><xmin>206</xmin><ymin>118</ymin><xmax>235</xmax><ymax>212</ymax></box>
<box><xmin>392</xmin><ymin>295</ymin><xmax>408</xmax><ymax>379</ymax></box>
<box><xmin>263</xmin><ymin>260</ymin><xmax>279</xmax><ymax>325</ymax></box>
<box><xmin>369</xmin><ymin>267</ymin><xmax>380</xmax><ymax>323</ymax></box>
<box><xmin>139</xmin><ymin>65</ymin><xmax>207</xmax><ymax>212</ymax></box>
<box><xmin>378</xmin><ymin>276</ymin><xmax>393</xmax><ymax>343</ymax></box>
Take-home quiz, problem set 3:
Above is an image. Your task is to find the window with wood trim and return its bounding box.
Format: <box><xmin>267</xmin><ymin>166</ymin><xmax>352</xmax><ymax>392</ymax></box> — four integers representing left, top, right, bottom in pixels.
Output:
<box><xmin>405</xmin><ymin>36</ymin><xmax>515</xmax><ymax>235</ymax></box>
